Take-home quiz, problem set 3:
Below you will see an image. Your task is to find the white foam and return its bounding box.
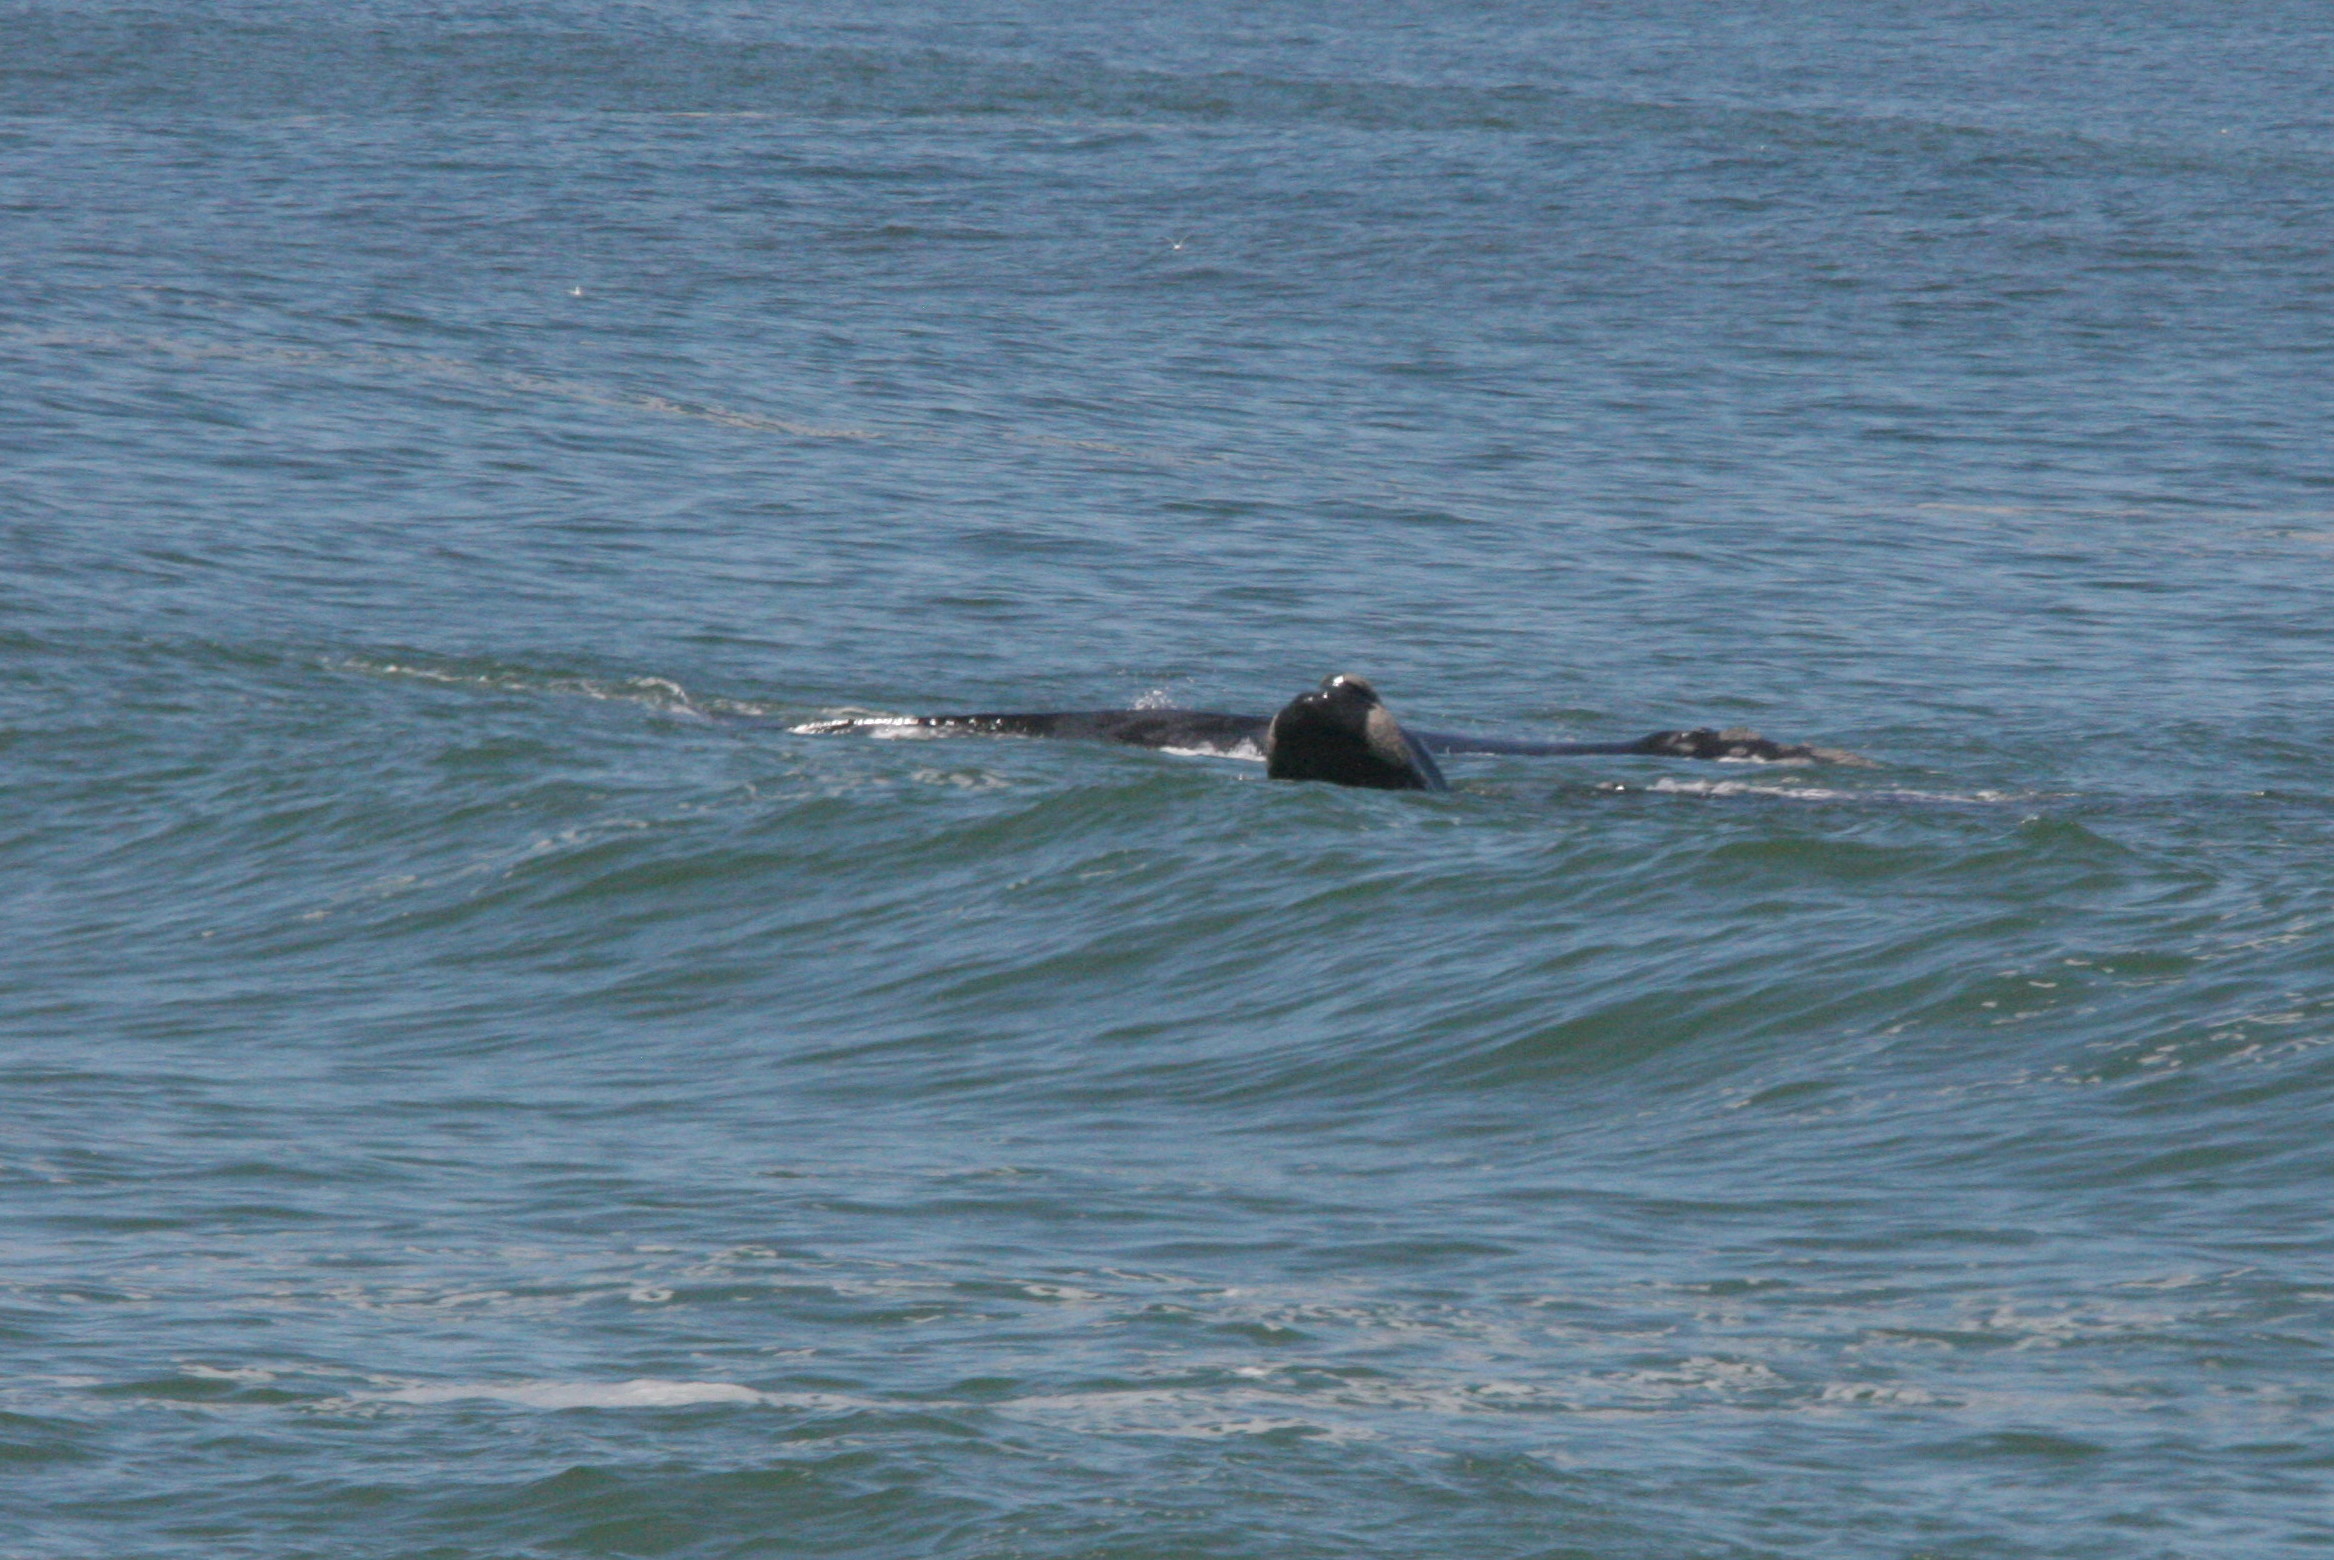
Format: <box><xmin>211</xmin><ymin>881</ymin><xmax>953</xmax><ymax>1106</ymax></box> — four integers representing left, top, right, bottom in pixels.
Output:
<box><xmin>788</xmin><ymin>717</ymin><xmax>936</xmax><ymax>738</ymax></box>
<box><xmin>1158</xmin><ymin>741</ymin><xmax>1265</xmax><ymax>763</ymax></box>
<box><xmin>1639</xmin><ymin>778</ymin><xmax>2026</xmax><ymax>804</ymax></box>
<box><xmin>794</xmin><ymin>716</ymin><xmax>1266</xmax><ymax>764</ymax></box>
<box><xmin>369</xmin><ymin>1378</ymin><xmax>765</xmax><ymax>1410</ymax></box>
<box><xmin>1816</xmin><ymin>1381</ymin><xmax>1938</xmax><ymax>1406</ymax></box>
<box><xmin>345</xmin><ymin>658</ymin><xmax>705</xmax><ymax>716</ymax></box>
<box><xmin>998</xmin><ymin>1387</ymin><xmax>1372</xmax><ymax>1441</ymax></box>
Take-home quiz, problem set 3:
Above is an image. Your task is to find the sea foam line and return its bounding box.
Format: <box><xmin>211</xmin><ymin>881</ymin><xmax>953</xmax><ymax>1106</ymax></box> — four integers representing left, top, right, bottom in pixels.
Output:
<box><xmin>1635</xmin><ymin>777</ymin><xmax>2030</xmax><ymax>805</ymax></box>
<box><xmin>3</xmin><ymin>327</ymin><xmax>1228</xmax><ymax>473</ymax></box>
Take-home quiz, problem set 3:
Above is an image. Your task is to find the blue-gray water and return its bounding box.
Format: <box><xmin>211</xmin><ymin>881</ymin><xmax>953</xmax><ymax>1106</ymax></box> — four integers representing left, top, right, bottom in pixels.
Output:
<box><xmin>6</xmin><ymin>3</ymin><xmax>2333</xmax><ymax>1556</ymax></box>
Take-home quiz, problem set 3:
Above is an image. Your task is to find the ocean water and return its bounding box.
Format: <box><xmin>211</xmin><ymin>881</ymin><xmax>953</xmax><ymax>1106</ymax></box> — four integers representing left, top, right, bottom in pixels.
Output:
<box><xmin>5</xmin><ymin>2</ymin><xmax>2333</xmax><ymax>1555</ymax></box>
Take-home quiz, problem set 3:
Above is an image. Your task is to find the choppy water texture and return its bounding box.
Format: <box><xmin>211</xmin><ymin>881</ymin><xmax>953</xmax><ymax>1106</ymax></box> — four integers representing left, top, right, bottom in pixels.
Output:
<box><xmin>6</xmin><ymin>3</ymin><xmax>2334</xmax><ymax>1556</ymax></box>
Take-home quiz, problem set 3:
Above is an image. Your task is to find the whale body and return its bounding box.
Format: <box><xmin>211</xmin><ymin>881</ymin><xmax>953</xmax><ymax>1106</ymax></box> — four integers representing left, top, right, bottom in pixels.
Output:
<box><xmin>794</xmin><ymin>675</ymin><xmax>1862</xmax><ymax>788</ymax></box>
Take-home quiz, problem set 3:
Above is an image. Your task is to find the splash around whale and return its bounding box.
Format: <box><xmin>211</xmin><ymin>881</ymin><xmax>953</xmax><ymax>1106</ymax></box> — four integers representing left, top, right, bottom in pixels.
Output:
<box><xmin>794</xmin><ymin>675</ymin><xmax>1866</xmax><ymax>791</ymax></box>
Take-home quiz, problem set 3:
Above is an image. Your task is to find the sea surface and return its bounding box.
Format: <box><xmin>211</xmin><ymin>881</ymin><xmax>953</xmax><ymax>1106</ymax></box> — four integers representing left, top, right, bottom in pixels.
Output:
<box><xmin>6</xmin><ymin>3</ymin><xmax>2334</xmax><ymax>1556</ymax></box>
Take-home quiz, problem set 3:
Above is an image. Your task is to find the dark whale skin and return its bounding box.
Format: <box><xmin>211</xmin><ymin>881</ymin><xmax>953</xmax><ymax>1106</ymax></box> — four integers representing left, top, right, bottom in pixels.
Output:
<box><xmin>1262</xmin><ymin>675</ymin><xmax>1446</xmax><ymax>791</ymax></box>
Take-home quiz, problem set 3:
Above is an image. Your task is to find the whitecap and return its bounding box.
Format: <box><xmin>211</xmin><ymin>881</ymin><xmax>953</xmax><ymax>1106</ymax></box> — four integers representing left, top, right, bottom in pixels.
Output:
<box><xmin>370</xmin><ymin>1378</ymin><xmax>764</xmax><ymax>1410</ymax></box>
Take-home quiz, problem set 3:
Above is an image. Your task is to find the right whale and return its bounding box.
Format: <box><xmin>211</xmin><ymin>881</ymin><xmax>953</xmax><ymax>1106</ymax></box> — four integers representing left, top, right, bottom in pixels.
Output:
<box><xmin>794</xmin><ymin>674</ymin><xmax>1866</xmax><ymax>791</ymax></box>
